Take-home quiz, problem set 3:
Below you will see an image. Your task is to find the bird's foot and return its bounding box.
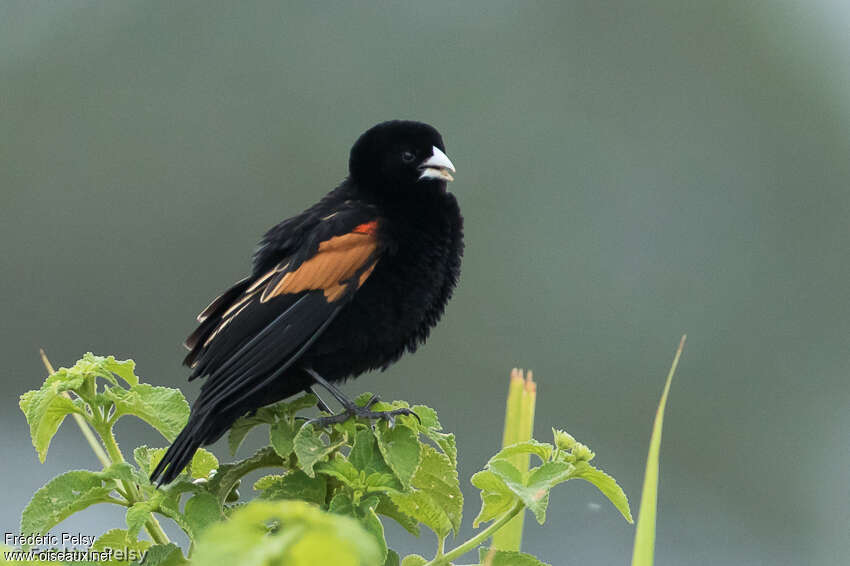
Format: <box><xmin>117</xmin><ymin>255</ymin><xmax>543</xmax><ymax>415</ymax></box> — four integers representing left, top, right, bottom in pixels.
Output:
<box><xmin>306</xmin><ymin>394</ymin><xmax>420</xmax><ymax>428</ymax></box>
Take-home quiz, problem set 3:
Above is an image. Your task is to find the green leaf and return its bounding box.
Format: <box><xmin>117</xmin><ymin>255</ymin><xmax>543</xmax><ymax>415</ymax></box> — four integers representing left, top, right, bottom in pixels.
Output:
<box><xmin>350</xmin><ymin>430</ymin><xmax>397</xmax><ymax>483</ymax></box>
<box><xmin>491</xmin><ymin>440</ymin><xmax>554</xmax><ymax>467</ymax></box>
<box><xmin>425</xmin><ymin>431</ymin><xmax>457</xmax><ymax>466</ymax></box>
<box><xmin>106</xmin><ymin>384</ymin><xmax>190</xmax><ymax>442</ymax></box>
<box><xmin>375</xmin><ymin>422</ymin><xmax>420</xmax><ymax>489</ymax></box>
<box><xmin>361</xmin><ymin>505</ymin><xmax>388</xmax><ymax>565</ymax></box>
<box><xmin>228</xmin><ymin>394</ymin><xmax>317</xmax><ymax>457</ymax></box>
<box><xmin>314</xmin><ymin>453</ymin><xmax>360</xmax><ymax>487</ymax></box>
<box><xmin>254</xmin><ymin>469</ymin><xmax>327</xmax><ymax>506</ymax></box>
<box><xmin>573</xmin><ymin>462</ymin><xmax>633</xmax><ymax>523</ymax></box>
<box><xmin>19</xmin><ymin>382</ymin><xmax>86</xmax><ymax>463</ymax></box>
<box><xmin>478</xmin><ymin>547</ymin><xmax>551</xmax><ymax>566</ymax></box>
<box><xmin>190</xmin><ymin>448</ymin><xmax>219</xmax><ymax>480</ymax></box>
<box><xmin>129</xmin><ymin>543</ymin><xmax>186</xmax><ymax>566</ymax></box>
<box><xmin>156</xmin><ymin>481</ymin><xmax>199</xmax><ymax>535</ymax></box>
<box><xmin>294</xmin><ymin>423</ymin><xmax>345</xmax><ymax>477</ymax></box>
<box><xmin>133</xmin><ymin>445</ymin><xmax>167</xmax><ymax>478</ymax></box>
<box><xmin>471</xmin><ymin>470</ymin><xmax>517</xmax><ymax>528</ymax></box>
<box><xmin>21</xmin><ymin>470</ymin><xmax>116</xmax><ymax>536</ymax></box>
<box><xmin>191</xmin><ymin>500</ymin><xmax>382</xmax><ymax>566</ymax></box>
<box><xmin>388</xmin><ymin>445</ymin><xmax>463</xmax><ymax>537</ymax></box>
<box><xmin>632</xmin><ymin>336</ymin><xmax>685</xmax><ymax>566</ymax></box>
<box><xmin>328</xmin><ymin>492</ymin><xmax>356</xmax><ymax>516</ymax></box>
<box><xmin>101</xmin><ymin>462</ymin><xmax>137</xmax><ymax>484</ymax></box>
<box><xmin>92</xmin><ymin>528</ymin><xmax>151</xmax><ymax>564</ymax></box>
<box><xmin>270</xmin><ymin>417</ymin><xmax>297</xmax><ymax>459</ymax></box>
<box><xmin>227</xmin><ymin>406</ymin><xmax>277</xmax><ymax>457</ymax></box>
<box><xmin>400</xmin><ymin>555</ymin><xmax>427</xmax><ymax>566</ymax></box>
<box><xmin>281</xmin><ymin>392</ymin><xmax>319</xmax><ymax>413</ymax></box>
<box><xmin>376</xmin><ymin>495</ymin><xmax>419</xmax><ymax>536</ymax></box>
<box><xmin>184</xmin><ymin>492</ymin><xmax>223</xmax><ymax>537</ymax></box>
<box><xmin>206</xmin><ymin>446</ymin><xmax>285</xmax><ymax>503</ymax></box>
<box><xmin>489</xmin><ymin>460</ymin><xmax>573</xmax><ymax>524</ymax></box>
<box><xmin>125</xmin><ymin>500</ymin><xmax>158</xmax><ymax>539</ymax></box>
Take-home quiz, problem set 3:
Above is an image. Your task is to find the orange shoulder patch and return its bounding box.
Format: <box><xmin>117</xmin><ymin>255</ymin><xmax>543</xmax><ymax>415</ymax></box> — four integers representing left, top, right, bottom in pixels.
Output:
<box><xmin>260</xmin><ymin>228</ymin><xmax>380</xmax><ymax>303</ymax></box>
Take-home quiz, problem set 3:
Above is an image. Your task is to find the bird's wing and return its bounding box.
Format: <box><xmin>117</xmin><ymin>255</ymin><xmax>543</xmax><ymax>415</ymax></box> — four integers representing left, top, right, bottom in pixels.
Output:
<box><xmin>183</xmin><ymin>210</ymin><xmax>382</xmax><ymax>414</ymax></box>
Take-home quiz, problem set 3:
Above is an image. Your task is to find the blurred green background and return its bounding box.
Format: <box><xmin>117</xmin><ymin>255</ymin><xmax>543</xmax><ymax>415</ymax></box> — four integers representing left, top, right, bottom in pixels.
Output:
<box><xmin>2</xmin><ymin>2</ymin><xmax>848</xmax><ymax>564</ymax></box>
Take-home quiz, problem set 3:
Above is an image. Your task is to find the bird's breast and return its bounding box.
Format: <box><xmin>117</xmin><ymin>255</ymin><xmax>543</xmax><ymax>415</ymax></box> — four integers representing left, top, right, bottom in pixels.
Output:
<box><xmin>306</xmin><ymin>198</ymin><xmax>463</xmax><ymax>380</ymax></box>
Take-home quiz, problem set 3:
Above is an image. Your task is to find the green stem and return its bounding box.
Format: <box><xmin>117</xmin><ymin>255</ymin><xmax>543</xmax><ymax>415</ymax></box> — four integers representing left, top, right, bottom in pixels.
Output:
<box><xmin>424</xmin><ymin>502</ymin><xmax>524</xmax><ymax>566</ymax></box>
<box><xmin>98</xmin><ymin>426</ymin><xmax>171</xmax><ymax>545</ymax></box>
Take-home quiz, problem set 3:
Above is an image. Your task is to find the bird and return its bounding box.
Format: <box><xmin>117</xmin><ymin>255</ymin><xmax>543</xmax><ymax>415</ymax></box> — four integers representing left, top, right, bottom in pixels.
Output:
<box><xmin>150</xmin><ymin>120</ymin><xmax>463</xmax><ymax>484</ymax></box>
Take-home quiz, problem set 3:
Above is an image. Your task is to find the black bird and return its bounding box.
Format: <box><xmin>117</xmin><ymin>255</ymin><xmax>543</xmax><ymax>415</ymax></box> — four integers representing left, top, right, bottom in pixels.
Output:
<box><xmin>150</xmin><ymin>120</ymin><xmax>463</xmax><ymax>484</ymax></box>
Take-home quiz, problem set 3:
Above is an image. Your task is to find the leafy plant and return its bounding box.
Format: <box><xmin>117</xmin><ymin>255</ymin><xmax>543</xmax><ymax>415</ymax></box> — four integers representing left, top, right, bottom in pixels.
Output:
<box><xmin>16</xmin><ymin>353</ymin><xmax>634</xmax><ymax>565</ymax></box>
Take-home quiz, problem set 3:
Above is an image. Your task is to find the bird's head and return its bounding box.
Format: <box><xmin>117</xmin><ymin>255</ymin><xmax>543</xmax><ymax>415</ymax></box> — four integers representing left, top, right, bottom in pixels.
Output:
<box><xmin>349</xmin><ymin>120</ymin><xmax>456</xmax><ymax>195</ymax></box>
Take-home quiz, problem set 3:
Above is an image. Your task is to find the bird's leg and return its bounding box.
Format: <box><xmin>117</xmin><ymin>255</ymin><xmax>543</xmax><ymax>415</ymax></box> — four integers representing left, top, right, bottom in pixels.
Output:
<box><xmin>309</xmin><ymin>386</ymin><xmax>333</xmax><ymax>414</ymax></box>
<box><xmin>304</xmin><ymin>368</ymin><xmax>420</xmax><ymax>428</ymax></box>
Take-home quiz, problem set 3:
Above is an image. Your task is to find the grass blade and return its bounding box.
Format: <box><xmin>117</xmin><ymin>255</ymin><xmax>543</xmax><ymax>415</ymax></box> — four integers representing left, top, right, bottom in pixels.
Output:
<box><xmin>631</xmin><ymin>335</ymin><xmax>686</xmax><ymax>566</ymax></box>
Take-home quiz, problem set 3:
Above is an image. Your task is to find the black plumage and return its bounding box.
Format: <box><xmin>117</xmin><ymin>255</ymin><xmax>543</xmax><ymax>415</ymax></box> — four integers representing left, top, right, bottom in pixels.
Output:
<box><xmin>150</xmin><ymin>121</ymin><xmax>463</xmax><ymax>484</ymax></box>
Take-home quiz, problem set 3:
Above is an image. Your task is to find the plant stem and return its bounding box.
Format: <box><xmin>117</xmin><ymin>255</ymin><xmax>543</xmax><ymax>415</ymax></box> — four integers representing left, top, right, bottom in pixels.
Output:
<box><xmin>39</xmin><ymin>349</ymin><xmax>111</xmax><ymax>468</ymax></box>
<box><xmin>424</xmin><ymin>502</ymin><xmax>524</xmax><ymax>566</ymax></box>
<box><xmin>99</xmin><ymin>426</ymin><xmax>171</xmax><ymax>546</ymax></box>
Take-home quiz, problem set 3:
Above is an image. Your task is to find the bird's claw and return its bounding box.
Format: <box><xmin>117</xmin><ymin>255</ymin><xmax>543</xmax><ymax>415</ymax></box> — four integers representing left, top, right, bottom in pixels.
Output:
<box><xmin>306</xmin><ymin>404</ymin><xmax>419</xmax><ymax>429</ymax></box>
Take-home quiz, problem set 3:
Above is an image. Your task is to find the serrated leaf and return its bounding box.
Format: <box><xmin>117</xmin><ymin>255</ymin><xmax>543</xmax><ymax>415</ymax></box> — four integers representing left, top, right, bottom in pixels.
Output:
<box><xmin>400</xmin><ymin>555</ymin><xmax>427</xmax><ymax>566</ymax></box>
<box><xmin>191</xmin><ymin>500</ymin><xmax>381</xmax><ymax>566</ymax></box>
<box><xmin>573</xmin><ymin>462</ymin><xmax>633</xmax><ymax>523</ymax></box>
<box><xmin>375</xmin><ymin>423</ymin><xmax>420</xmax><ymax>490</ymax></box>
<box><xmin>21</xmin><ymin>470</ymin><xmax>116</xmax><ymax>536</ymax></box>
<box><xmin>281</xmin><ymin>393</ymin><xmax>319</xmax><ymax>413</ymax></box>
<box><xmin>294</xmin><ymin>424</ymin><xmax>345</xmax><ymax>477</ymax></box>
<box><xmin>227</xmin><ymin>406</ymin><xmax>277</xmax><ymax>457</ymax></box>
<box><xmin>376</xmin><ymin>494</ymin><xmax>419</xmax><ymax>536</ymax></box>
<box><xmin>206</xmin><ymin>446</ymin><xmax>284</xmax><ymax>503</ymax></box>
<box><xmin>479</xmin><ymin>547</ymin><xmax>551</xmax><ymax>566</ymax></box>
<box><xmin>19</xmin><ymin>384</ymin><xmax>85</xmax><ymax>462</ymax></box>
<box><xmin>489</xmin><ymin>459</ymin><xmax>569</xmax><ymax>524</ymax></box>
<box><xmin>107</xmin><ymin>384</ymin><xmax>189</xmax><ymax>442</ymax></box>
<box><xmin>387</xmin><ymin>446</ymin><xmax>463</xmax><ymax>537</ymax></box>
<box><xmin>389</xmin><ymin>490</ymin><xmax>452</xmax><ymax>538</ymax></box>
<box><xmin>424</xmin><ymin>431</ymin><xmax>457</xmax><ymax>466</ymax></box>
<box><xmin>365</xmin><ymin>472</ymin><xmax>399</xmax><ymax>491</ymax></box>
<box><xmin>133</xmin><ymin>445</ymin><xmax>167</xmax><ymax>478</ymax></box>
<box><xmin>227</xmin><ymin>394</ymin><xmax>317</xmax><ymax>457</ymax></box>
<box><xmin>254</xmin><ymin>469</ymin><xmax>327</xmax><ymax>506</ymax></box>
<box><xmin>314</xmin><ymin>453</ymin><xmax>360</xmax><ymax>487</ymax></box>
<box><xmin>156</xmin><ymin>481</ymin><xmax>199</xmax><ymax>535</ymax></box>
<box><xmin>350</xmin><ymin>430</ymin><xmax>397</xmax><ymax>481</ymax></box>
<box><xmin>270</xmin><ymin>417</ymin><xmax>297</xmax><ymax>459</ymax></box>
<box><xmin>328</xmin><ymin>492</ymin><xmax>356</xmax><ymax>516</ymax></box>
<box><xmin>93</xmin><ymin>528</ymin><xmax>151</xmax><ymax>564</ymax></box>
<box><xmin>491</xmin><ymin>440</ymin><xmax>554</xmax><ymax>467</ymax></box>
<box><xmin>190</xmin><ymin>448</ymin><xmax>219</xmax><ymax>480</ymax></box>
<box><xmin>129</xmin><ymin>543</ymin><xmax>186</xmax><ymax>566</ymax></box>
<box><xmin>184</xmin><ymin>492</ymin><xmax>223</xmax><ymax>537</ymax></box>
<box><xmin>125</xmin><ymin>499</ymin><xmax>158</xmax><ymax>539</ymax></box>
<box><xmin>101</xmin><ymin>462</ymin><xmax>136</xmax><ymax>484</ymax></box>
<box><xmin>471</xmin><ymin>470</ymin><xmax>517</xmax><ymax>527</ymax></box>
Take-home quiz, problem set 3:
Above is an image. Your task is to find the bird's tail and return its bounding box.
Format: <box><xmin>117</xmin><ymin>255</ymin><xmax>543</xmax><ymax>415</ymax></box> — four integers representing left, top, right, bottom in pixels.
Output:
<box><xmin>150</xmin><ymin>410</ymin><xmax>224</xmax><ymax>485</ymax></box>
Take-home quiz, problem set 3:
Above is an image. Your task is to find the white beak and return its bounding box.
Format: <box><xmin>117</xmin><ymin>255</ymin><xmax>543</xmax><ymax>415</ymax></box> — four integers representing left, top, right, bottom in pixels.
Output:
<box><xmin>418</xmin><ymin>146</ymin><xmax>456</xmax><ymax>182</ymax></box>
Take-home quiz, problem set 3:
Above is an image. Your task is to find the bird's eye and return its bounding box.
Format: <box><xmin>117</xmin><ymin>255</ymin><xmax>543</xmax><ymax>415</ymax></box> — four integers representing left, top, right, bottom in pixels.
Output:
<box><xmin>401</xmin><ymin>150</ymin><xmax>415</xmax><ymax>163</ymax></box>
